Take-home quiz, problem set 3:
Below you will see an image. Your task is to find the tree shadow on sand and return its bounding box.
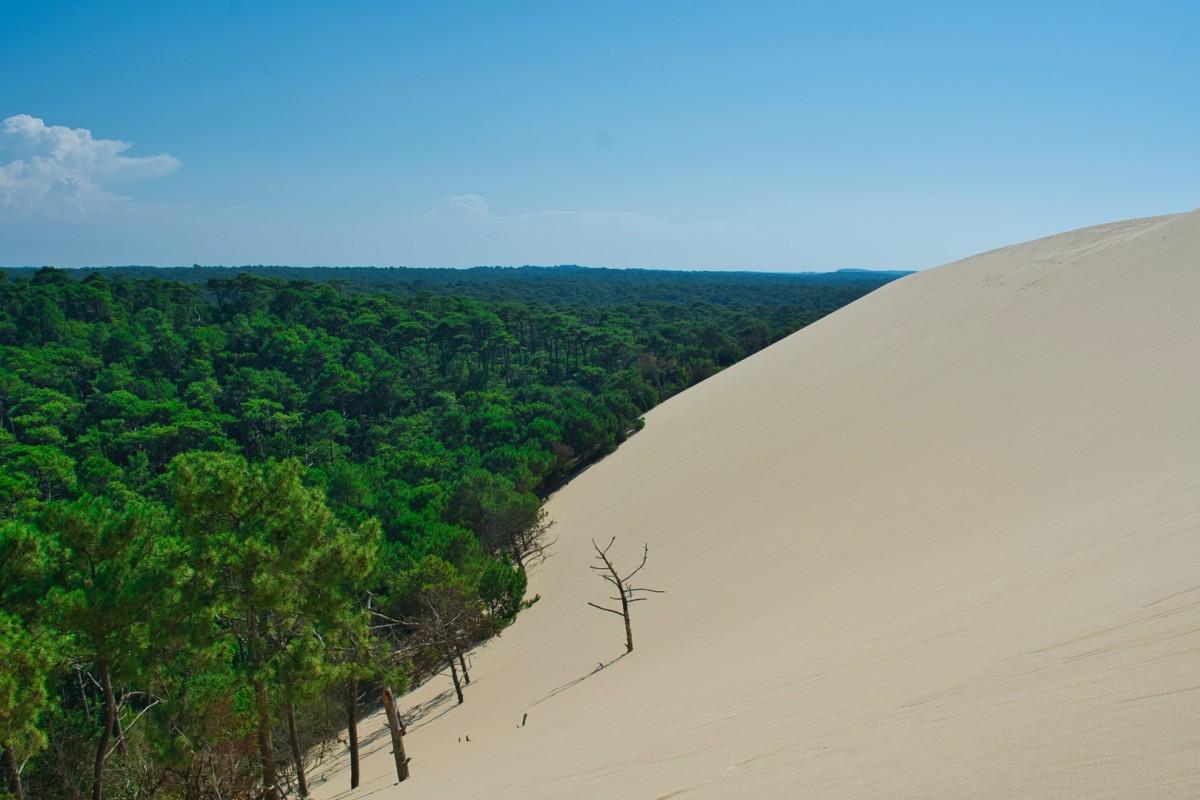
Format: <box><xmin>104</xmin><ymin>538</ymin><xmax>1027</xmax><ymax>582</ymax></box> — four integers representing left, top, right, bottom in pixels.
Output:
<box><xmin>309</xmin><ymin>685</ymin><xmax>462</xmax><ymax>794</ymax></box>
<box><xmin>527</xmin><ymin>652</ymin><xmax>629</xmax><ymax>711</ymax></box>
<box><xmin>405</xmin><ymin>687</ymin><xmax>461</xmax><ymax>733</ymax></box>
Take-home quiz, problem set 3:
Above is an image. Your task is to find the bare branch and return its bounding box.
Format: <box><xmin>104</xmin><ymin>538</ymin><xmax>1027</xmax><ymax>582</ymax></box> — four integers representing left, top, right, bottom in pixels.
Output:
<box><xmin>105</xmin><ymin>699</ymin><xmax>161</xmax><ymax>762</ymax></box>
<box><xmin>586</xmin><ymin>602</ymin><xmax>626</xmax><ymax>617</ymax></box>
<box><xmin>624</xmin><ymin>543</ymin><xmax>651</xmax><ymax>582</ymax></box>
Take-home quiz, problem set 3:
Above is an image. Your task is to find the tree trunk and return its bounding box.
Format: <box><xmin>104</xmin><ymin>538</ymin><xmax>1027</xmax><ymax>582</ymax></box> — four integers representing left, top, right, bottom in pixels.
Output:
<box><xmin>253</xmin><ymin>677</ymin><xmax>278</xmax><ymax>800</ymax></box>
<box><xmin>91</xmin><ymin>658</ymin><xmax>115</xmax><ymax>800</ymax></box>
<box><xmin>620</xmin><ymin>591</ymin><xmax>633</xmax><ymax>653</ymax></box>
<box><xmin>347</xmin><ymin>680</ymin><xmax>360</xmax><ymax>790</ymax></box>
<box><xmin>2</xmin><ymin>744</ymin><xmax>24</xmax><ymax>800</ymax></box>
<box><xmin>447</xmin><ymin>652</ymin><xmax>464</xmax><ymax>704</ymax></box>
<box><xmin>381</xmin><ymin>687</ymin><xmax>410</xmax><ymax>783</ymax></box>
<box><xmin>285</xmin><ymin>695</ymin><xmax>309</xmax><ymax>798</ymax></box>
<box><xmin>457</xmin><ymin>646</ymin><xmax>470</xmax><ymax>685</ymax></box>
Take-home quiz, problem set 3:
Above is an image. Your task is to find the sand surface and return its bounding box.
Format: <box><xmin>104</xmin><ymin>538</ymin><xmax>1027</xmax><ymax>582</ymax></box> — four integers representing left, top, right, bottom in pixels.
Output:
<box><xmin>313</xmin><ymin>210</ymin><xmax>1200</xmax><ymax>798</ymax></box>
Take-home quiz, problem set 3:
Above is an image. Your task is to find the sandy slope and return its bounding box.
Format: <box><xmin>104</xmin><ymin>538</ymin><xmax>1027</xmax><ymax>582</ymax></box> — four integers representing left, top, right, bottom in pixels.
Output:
<box><xmin>313</xmin><ymin>210</ymin><xmax>1200</xmax><ymax>799</ymax></box>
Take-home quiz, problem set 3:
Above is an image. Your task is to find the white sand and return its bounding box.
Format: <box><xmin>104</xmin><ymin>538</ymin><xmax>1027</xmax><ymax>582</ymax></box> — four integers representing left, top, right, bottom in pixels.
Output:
<box><xmin>313</xmin><ymin>210</ymin><xmax>1200</xmax><ymax>798</ymax></box>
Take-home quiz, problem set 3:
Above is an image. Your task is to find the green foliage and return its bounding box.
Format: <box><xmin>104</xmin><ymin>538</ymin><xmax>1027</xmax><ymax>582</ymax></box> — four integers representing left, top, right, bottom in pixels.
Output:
<box><xmin>0</xmin><ymin>520</ymin><xmax>59</xmax><ymax>764</ymax></box>
<box><xmin>169</xmin><ymin>451</ymin><xmax>379</xmax><ymax>689</ymax></box>
<box><xmin>42</xmin><ymin>495</ymin><xmax>178</xmax><ymax>677</ymax></box>
<box><xmin>0</xmin><ymin>611</ymin><xmax>55</xmax><ymax>761</ymax></box>
<box><xmin>478</xmin><ymin>558</ymin><xmax>528</xmax><ymax>622</ymax></box>
<box><xmin>169</xmin><ymin>451</ymin><xmax>380</xmax><ymax>790</ymax></box>
<box><xmin>447</xmin><ymin>469</ymin><xmax>540</xmax><ymax>555</ymax></box>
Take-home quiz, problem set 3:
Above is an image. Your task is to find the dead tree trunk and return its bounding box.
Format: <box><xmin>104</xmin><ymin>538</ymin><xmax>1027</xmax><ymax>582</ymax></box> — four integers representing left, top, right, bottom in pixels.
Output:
<box><xmin>347</xmin><ymin>680</ymin><xmax>360</xmax><ymax>790</ymax></box>
<box><xmin>2</xmin><ymin>744</ymin><xmax>24</xmax><ymax>800</ymax></box>
<box><xmin>619</xmin><ymin>583</ymin><xmax>633</xmax><ymax>653</ymax></box>
<box><xmin>587</xmin><ymin>538</ymin><xmax>664</xmax><ymax>654</ymax></box>
<box><xmin>381</xmin><ymin>686</ymin><xmax>410</xmax><ymax>783</ymax></box>
<box><xmin>285</xmin><ymin>694</ymin><xmax>309</xmax><ymax>798</ymax></box>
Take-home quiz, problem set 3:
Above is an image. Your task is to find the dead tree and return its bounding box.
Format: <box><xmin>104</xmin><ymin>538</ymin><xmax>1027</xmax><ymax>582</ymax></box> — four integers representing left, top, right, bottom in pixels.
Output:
<box><xmin>414</xmin><ymin>589</ymin><xmax>483</xmax><ymax>705</ymax></box>
<box><xmin>510</xmin><ymin>509</ymin><xmax>557</xmax><ymax>570</ymax></box>
<box><xmin>381</xmin><ymin>686</ymin><xmax>411</xmax><ymax>783</ymax></box>
<box><xmin>587</xmin><ymin>538</ymin><xmax>664</xmax><ymax>653</ymax></box>
<box><xmin>363</xmin><ymin>595</ymin><xmax>415</xmax><ymax>786</ymax></box>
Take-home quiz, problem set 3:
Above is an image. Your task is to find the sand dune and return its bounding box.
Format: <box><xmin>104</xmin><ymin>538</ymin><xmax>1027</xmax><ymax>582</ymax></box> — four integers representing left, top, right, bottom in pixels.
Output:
<box><xmin>313</xmin><ymin>210</ymin><xmax>1200</xmax><ymax>798</ymax></box>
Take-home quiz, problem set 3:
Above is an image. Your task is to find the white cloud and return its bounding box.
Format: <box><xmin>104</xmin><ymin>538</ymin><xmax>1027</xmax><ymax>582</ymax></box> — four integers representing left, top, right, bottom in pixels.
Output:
<box><xmin>0</xmin><ymin>114</ymin><xmax>180</xmax><ymax>219</ymax></box>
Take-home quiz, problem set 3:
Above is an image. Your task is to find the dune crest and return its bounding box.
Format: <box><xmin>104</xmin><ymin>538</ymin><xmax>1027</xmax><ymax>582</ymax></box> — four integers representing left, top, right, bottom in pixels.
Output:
<box><xmin>315</xmin><ymin>210</ymin><xmax>1200</xmax><ymax>798</ymax></box>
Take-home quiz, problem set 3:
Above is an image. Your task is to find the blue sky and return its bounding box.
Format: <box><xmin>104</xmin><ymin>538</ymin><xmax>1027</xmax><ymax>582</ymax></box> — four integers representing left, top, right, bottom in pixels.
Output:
<box><xmin>1</xmin><ymin>0</ymin><xmax>1196</xmax><ymax>269</ymax></box>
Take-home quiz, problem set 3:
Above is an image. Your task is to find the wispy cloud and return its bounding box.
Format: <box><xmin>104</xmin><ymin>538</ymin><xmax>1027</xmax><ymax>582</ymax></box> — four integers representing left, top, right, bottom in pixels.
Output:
<box><xmin>0</xmin><ymin>114</ymin><xmax>180</xmax><ymax>220</ymax></box>
<box><xmin>437</xmin><ymin>193</ymin><xmax>490</xmax><ymax>215</ymax></box>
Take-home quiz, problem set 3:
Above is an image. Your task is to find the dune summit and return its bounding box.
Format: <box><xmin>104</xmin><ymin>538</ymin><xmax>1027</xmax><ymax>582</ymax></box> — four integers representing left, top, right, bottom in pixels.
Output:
<box><xmin>314</xmin><ymin>211</ymin><xmax>1200</xmax><ymax>799</ymax></box>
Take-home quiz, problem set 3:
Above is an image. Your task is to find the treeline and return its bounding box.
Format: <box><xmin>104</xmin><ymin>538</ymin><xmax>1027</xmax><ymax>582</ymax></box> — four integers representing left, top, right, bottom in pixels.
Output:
<box><xmin>3</xmin><ymin>263</ymin><xmax>905</xmax><ymax>307</ymax></box>
<box><xmin>0</xmin><ymin>267</ymin><xmax>896</xmax><ymax>798</ymax></box>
